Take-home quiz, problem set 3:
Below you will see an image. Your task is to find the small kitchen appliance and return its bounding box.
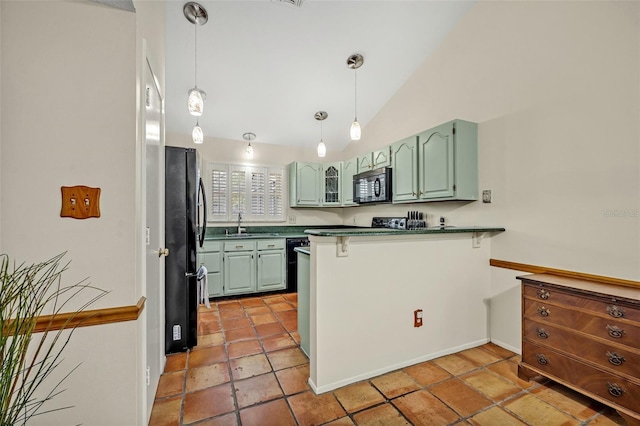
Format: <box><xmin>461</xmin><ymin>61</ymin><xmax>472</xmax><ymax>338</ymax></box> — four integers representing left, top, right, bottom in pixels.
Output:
<box><xmin>353</xmin><ymin>167</ymin><xmax>392</xmax><ymax>204</ymax></box>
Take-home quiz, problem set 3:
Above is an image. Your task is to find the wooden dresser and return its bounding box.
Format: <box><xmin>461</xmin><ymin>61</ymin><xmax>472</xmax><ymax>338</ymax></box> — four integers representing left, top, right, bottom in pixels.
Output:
<box><xmin>518</xmin><ymin>274</ymin><xmax>640</xmax><ymax>425</ymax></box>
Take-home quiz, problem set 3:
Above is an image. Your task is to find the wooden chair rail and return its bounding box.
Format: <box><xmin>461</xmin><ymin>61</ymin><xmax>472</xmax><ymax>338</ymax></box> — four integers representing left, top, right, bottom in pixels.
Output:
<box><xmin>490</xmin><ymin>259</ymin><xmax>640</xmax><ymax>289</ymax></box>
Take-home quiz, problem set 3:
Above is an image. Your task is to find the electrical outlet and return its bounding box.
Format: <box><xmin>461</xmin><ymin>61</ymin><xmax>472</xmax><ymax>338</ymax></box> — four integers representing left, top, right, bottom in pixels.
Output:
<box><xmin>288</xmin><ymin>215</ymin><xmax>296</xmax><ymax>224</ymax></box>
<box><xmin>352</xmin><ymin>216</ymin><xmax>356</xmax><ymax>225</ymax></box>
<box><xmin>482</xmin><ymin>190</ymin><xmax>492</xmax><ymax>203</ymax></box>
<box><xmin>414</xmin><ymin>309</ymin><xmax>423</xmax><ymax>327</ymax></box>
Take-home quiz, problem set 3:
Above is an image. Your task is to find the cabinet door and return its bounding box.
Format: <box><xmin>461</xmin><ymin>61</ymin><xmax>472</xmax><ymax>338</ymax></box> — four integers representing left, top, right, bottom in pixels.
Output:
<box><xmin>199</xmin><ymin>251</ymin><xmax>223</xmax><ymax>297</ymax></box>
<box><xmin>391</xmin><ymin>136</ymin><xmax>419</xmax><ymax>202</ymax></box>
<box><xmin>321</xmin><ymin>162</ymin><xmax>342</xmax><ymax>206</ymax></box>
<box><xmin>373</xmin><ymin>146</ymin><xmax>392</xmax><ymax>169</ymax></box>
<box><xmin>257</xmin><ymin>249</ymin><xmax>286</xmax><ymax>291</ymax></box>
<box><xmin>418</xmin><ymin>122</ymin><xmax>455</xmax><ymax>200</ymax></box>
<box><xmin>223</xmin><ymin>251</ymin><xmax>256</xmax><ymax>295</ymax></box>
<box><xmin>341</xmin><ymin>157</ymin><xmax>358</xmax><ymax>206</ymax></box>
<box><xmin>357</xmin><ymin>153</ymin><xmax>373</xmax><ymax>172</ymax></box>
<box><xmin>294</xmin><ymin>162</ymin><xmax>321</xmax><ymax>206</ymax></box>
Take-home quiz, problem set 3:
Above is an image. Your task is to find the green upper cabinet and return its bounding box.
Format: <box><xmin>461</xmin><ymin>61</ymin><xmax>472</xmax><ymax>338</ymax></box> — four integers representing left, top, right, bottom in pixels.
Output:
<box><xmin>289</xmin><ymin>162</ymin><xmax>321</xmax><ymax>207</ymax></box>
<box><xmin>321</xmin><ymin>162</ymin><xmax>342</xmax><ymax>206</ymax></box>
<box><xmin>391</xmin><ymin>136</ymin><xmax>419</xmax><ymax>202</ymax></box>
<box><xmin>341</xmin><ymin>157</ymin><xmax>358</xmax><ymax>206</ymax></box>
<box><xmin>417</xmin><ymin>119</ymin><xmax>478</xmax><ymax>201</ymax></box>
<box><xmin>357</xmin><ymin>153</ymin><xmax>373</xmax><ymax>172</ymax></box>
<box><xmin>373</xmin><ymin>146</ymin><xmax>392</xmax><ymax>169</ymax></box>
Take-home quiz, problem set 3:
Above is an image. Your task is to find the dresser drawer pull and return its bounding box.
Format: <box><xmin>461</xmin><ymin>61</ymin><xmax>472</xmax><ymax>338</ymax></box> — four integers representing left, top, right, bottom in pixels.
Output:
<box><xmin>536</xmin><ymin>328</ymin><xmax>549</xmax><ymax>339</ymax></box>
<box><xmin>536</xmin><ymin>353</ymin><xmax>548</xmax><ymax>365</ymax></box>
<box><xmin>536</xmin><ymin>289</ymin><xmax>550</xmax><ymax>300</ymax></box>
<box><xmin>606</xmin><ymin>351</ymin><xmax>626</xmax><ymax>366</ymax></box>
<box><xmin>606</xmin><ymin>305</ymin><xmax>625</xmax><ymax>319</ymax></box>
<box><xmin>607</xmin><ymin>382</ymin><xmax>624</xmax><ymax>398</ymax></box>
<box><xmin>537</xmin><ymin>306</ymin><xmax>550</xmax><ymax>317</ymax></box>
<box><xmin>606</xmin><ymin>325</ymin><xmax>625</xmax><ymax>339</ymax></box>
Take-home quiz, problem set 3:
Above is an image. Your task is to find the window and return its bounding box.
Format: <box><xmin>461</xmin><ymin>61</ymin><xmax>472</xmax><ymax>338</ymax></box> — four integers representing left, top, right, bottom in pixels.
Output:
<box><xmin>206</xmin><ymin>163</ymin><xmax>285</xmax><ymax>222</ymax></box>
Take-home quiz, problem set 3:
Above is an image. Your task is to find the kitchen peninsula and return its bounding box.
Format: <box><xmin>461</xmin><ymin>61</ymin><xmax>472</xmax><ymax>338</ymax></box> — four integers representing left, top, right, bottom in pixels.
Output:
<box><xmin>302</xmin><ymin>226</ymin><xmax>505</xmax><ymax>394</ymax></box>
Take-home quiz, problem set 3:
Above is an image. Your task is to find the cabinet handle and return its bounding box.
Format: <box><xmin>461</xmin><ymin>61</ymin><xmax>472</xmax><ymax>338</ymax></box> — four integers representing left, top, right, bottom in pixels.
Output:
<box><xmin>606</xmin><ymin>351</ymin><xmax>625</xmax><ymax>366</ymax></box>
<box><xmin>607</xmin><ymin>305</ymin><xmax>625</xmax><ymax>318</ymax></box>
<box><xmin>537</xmin><ymin>306</ymin><xmax>550</xmax><ymax>317</ymax></box>
<box><xmin>607</xmin><ymin>382</ymin><xmax>624</xmax><ymax>397</ymax></box>
<box><xmin>536</xmin><ymin>353</ymin><xmax>548</xmax><ymax>365</ymax></box>
<box><xmin>537</xmin><ymin>289</ymin><xmax>550</xmax><ymax>300</ymax></box>
<box><xmin>606</xmin><ymin>325</ymin><xmax>625</xmax><ymax>339</ymax></box>
<box><xmin>536</xmin><ymin>328</ymin><xmax>549</xmax><ymax>339</ymax></box>
<box><xmin>268</xmin><ymin>244</ymin><xmax>275</xmax><ymax>247</ymax></box>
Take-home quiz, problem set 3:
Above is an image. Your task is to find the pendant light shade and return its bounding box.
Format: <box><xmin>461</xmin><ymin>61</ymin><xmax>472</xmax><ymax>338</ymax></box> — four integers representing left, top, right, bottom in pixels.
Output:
<box><xmin>188</xmin><ymin>88</ymin><xmax>205</xmax><ymax>116</ymax></box>
<box><xmin>184</xmin><ymin>2</ymin><xmax>208</xmax><ymax>116</ymax></box>
<box><xmin>347</xmin><ymin>54</ymin><xmax>364</xmax><ymax>141</ymax></box>
<box><xmin>315</xmin><ymin>111</ymin><xmax>328</xmax><ymax>158</ymax></box>
<box><xmin>350</xmin><ymin>121</ymin><xmax>361</xmax><ymax>140</ymax></box>
<box><xmin>317</xmin><ymin>141</ymin><xmax>326</xmax><ymax>158</ymax></box>
<box><xmin>243</xmin><ymin>132</ymin><xmax>256</xmax><ymax>160</ymax></box>
<box><xmin>192</xmin><ymin>121</ymin><xmax>203</xmax><ymax>144</ymax></box>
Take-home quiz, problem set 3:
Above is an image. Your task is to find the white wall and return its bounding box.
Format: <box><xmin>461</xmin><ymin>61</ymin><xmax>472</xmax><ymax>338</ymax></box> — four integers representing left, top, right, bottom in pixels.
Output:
<box><xmin>338</xmin><ymin>1</ymin><xmax>639</xmax><ymax>350</ymax></box>
<box><xmin>1</xmin><ymin>1</ymin><xmax>140</xmax><ymax>424</ymax></box>
<box><xmin>309</xmin><ymin>233</ymin><xmax>494</xmax><ymax>392</ymax></box>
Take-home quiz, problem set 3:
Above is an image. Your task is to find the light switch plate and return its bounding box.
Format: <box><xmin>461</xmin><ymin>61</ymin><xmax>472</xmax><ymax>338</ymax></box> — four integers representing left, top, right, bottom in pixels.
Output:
<box><xmin>60</xmin><ymin>186</ymin><xmax>101</xmax><ymax>219</ymax></box>
<box><xmin>482</xmin><ymin>190</ymin><xmax>492</xmax><ymax>203</ymax></box>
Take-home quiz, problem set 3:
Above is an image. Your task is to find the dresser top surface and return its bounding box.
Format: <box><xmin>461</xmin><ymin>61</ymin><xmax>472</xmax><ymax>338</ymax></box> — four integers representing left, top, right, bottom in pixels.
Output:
<box><xmin>518</xmin><ymin>273</ymin><xmax>640</xmax><ymax>303</ymax></box>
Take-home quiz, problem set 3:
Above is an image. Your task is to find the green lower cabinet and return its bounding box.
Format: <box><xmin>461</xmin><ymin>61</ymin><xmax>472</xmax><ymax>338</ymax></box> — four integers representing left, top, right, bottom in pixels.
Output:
<box><xmin>199</xmin><ymin>251</ymin><xmax>223</xmax><ymax>297</ymax></box>
<box><xmin>198</xmin><ymin>241</ymin><xmax>223</xmax><ymax>298</ymax></box>
<box><xmin>257</xmin><ymin>250</ymin><xmax>286</xmax><ymax>291</ymax></box>
<box><xmin>223</xmin><ymin>251</ymin><xmax>257</xmax><ymax>295</ymax></box>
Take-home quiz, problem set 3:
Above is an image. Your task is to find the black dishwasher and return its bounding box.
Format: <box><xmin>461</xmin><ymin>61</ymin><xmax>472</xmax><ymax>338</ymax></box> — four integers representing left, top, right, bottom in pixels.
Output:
<box><xmin>285</xmin><ymin>237</ymin><xmax>309</xmax><ymax>293</ymax></box>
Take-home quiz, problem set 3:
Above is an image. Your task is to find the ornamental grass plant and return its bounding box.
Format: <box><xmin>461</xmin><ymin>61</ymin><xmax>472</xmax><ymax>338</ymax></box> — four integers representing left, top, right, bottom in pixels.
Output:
<box><xmin>0</xmin><ymin>253</ymin><xmax>106</xmax><ymax>425</ymax></box>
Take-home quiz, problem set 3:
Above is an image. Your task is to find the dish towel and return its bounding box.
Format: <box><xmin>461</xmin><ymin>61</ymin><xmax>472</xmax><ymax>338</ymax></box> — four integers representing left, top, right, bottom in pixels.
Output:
<box><xmin>196</xmin><ymin>265</ymin><xmax>211</xmax><ymax>309</ymax></box>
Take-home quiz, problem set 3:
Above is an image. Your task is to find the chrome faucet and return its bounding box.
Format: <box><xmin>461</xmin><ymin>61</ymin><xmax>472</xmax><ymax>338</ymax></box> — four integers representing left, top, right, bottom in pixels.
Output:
<box><xmin>237</xmin><ymin>212</ymin><xmax>246</xmax><ymax>234</ymax></box>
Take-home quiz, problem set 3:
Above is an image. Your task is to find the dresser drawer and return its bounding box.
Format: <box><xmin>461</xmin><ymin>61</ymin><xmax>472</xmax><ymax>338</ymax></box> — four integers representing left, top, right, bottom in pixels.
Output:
<box><xmin>524</xmin><ymin>284</ymin><xmax>640</xmax><ymax>323</ymax></box>
<box><xmin>523</xmin><ymin>319</ymin><xmax>640</xmax><ymax>379</ymax></box>
<box><xmin>523</xmin><ymin>298</ymin><xmax>640</xmax><ymax>347</ymax></box>
<box><xmin>523</xmin><ymin>341</ymin><xmax>640</xmax><ymax>413</ymax></box>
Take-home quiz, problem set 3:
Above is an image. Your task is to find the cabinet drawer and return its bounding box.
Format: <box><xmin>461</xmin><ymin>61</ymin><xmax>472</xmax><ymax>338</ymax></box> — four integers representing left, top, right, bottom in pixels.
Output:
<box><xmin>523</xmin><ymin>298</ymin><xmax>640</xmax><ymax>347</ymax></box>
<box><xmin>201</xmin><ymin>240</ymin><xmax>222</xmax><ymax>252</ymax></box>
<box><xmin>522</xmin><ymin>341</ymin><xmax>640</xmax><ymax>413</ymax></box>
<box><xmin>257</xmin><ymin>239</ymin><xmax>285</xmax><ymax>250</ymax></box>
<box><xmin>524</xmin><ymin>284</ymin><xmax>640</xmax><ymax>323</ymax></box>
<box><xmin>523</xmin><ymin>319</ymin><xmax>640</xmax><ymax>380</ymax></box>
<box><xmin>224</xmin><ymin>241</ymin><xmax>257</xmax><ymax>252</ymax></box>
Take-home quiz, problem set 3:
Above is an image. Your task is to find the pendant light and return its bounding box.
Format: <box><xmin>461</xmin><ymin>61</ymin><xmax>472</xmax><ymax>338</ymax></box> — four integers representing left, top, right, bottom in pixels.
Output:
<box><xmin>184</xmin><ymin>2</ymin><xmax>208</xmax><ymax>117</ymax></box>
<box><xmin>347</xmin><ymin>54</ymin><xmax>364</xmax><ymax>141</ymax></box>
<box><xmin>243</xmin><ymin>132</ymin><xmax>255</xmax><ymax>160</ymax></box>
<box><xmin>192</xmin><ymin>120</ymin><xmax>203</xmax><ymax>144</ymax></box>
<box><xmin>315</xmin><ymin>111</ymin><xmax>328</xmax><ymax>158</ymax></box>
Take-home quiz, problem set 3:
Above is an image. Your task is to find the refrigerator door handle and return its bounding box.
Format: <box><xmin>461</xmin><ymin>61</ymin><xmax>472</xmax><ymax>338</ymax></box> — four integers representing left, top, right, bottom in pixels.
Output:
<box><xmin>198</xmin><ymin>176</ymin><xmax>207</xmax><ymax>248</ymax></box>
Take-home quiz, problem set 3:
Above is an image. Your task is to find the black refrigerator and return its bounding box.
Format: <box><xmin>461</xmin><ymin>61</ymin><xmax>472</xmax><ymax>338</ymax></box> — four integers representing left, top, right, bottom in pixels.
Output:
<box><xmin>164</xmin><ymin>146</ymin><xmax>207</xmax><ymax>354</ymax></box>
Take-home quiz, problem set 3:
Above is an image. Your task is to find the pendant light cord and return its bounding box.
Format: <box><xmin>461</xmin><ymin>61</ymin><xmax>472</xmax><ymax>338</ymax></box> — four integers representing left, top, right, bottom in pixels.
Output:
<box><xmin>194</xmin><ymin>22</ymin><xmax>198</xmax><ymax>88</ymax></box>
<box><xmin>354</xmin><ymin>69</ymin><xmax>358</xmax><ymax>121</ymax></box>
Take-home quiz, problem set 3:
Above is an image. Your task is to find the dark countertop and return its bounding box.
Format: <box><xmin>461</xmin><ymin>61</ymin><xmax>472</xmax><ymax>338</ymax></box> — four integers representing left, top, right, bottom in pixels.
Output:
<box><xmin>304</xmin><ymin>226</ymin><xmax>505</xmax><ymax>237</ymax></box>
<box><xmin>293</xmin><ymin>246</ymin><xmax>310</xmax><ymax>255</ymax></box>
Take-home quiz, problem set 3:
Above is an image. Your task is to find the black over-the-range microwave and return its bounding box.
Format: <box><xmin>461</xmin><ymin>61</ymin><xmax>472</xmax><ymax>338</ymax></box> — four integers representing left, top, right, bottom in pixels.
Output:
<box><xmin>353</xmin><ymin>167</ymin><xmax>393</xmax><ymax>204</ymax></box>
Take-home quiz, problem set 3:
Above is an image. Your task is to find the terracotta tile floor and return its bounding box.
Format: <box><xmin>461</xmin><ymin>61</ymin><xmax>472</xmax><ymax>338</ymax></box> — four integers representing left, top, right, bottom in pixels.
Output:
<box><xmin>149</xmin><ymin>293</ymin><xmax>628</xmax><ymax>426</ymax></box>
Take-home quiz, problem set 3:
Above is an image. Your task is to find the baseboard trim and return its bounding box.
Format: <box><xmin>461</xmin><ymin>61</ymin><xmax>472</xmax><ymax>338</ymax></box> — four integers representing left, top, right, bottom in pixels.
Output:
<box><xmin>489</xmin><ymin>259</ymin><xmax>640</xmax><ymax>289</ymax></box>
<box><xmin>31</xmin><ymin>296</ymin><xmax>147</xmax><ymax>333</ymax></box>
